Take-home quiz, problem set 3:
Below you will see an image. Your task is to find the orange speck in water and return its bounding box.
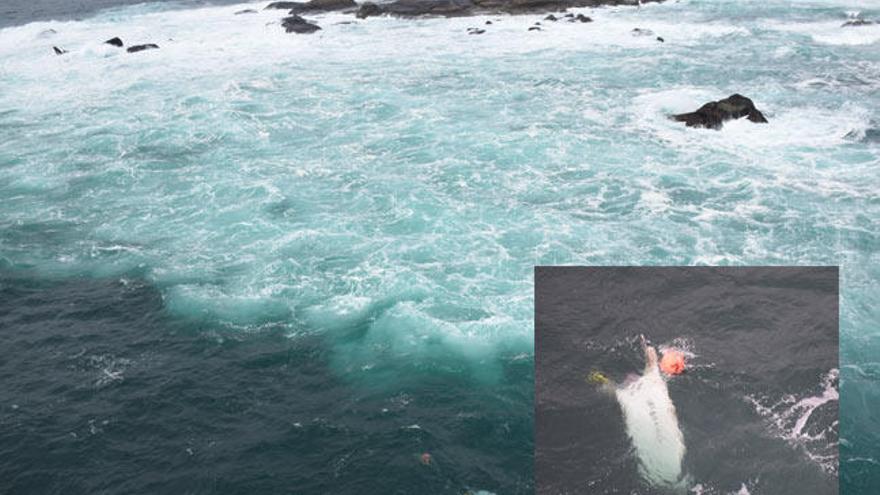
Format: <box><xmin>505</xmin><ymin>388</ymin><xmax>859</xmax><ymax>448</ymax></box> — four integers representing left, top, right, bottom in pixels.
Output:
<box><xmin>660</xmin><ymin>350</ymin><xmax>686</xmax><ymax>375</ymax></box>
<box><xmin>420</xmin><ymin>453</ymin><xmax>432</xmax><ymax>465</ymax></box>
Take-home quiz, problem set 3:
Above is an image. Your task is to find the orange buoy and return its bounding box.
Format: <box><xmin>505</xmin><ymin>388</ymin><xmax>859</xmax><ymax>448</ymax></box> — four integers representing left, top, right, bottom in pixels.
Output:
<box><xmin>660</xmin><ymin>349</ymin><xmax>685</xmax><ymax>375</ymax></box>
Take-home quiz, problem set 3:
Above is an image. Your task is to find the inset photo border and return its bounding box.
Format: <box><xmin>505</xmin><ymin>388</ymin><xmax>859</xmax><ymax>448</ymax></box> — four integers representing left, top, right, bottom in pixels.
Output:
<box><xmin>535</xmin><ymin>267</ymin><xmax>839</xmax><ymax>495</ymax></box>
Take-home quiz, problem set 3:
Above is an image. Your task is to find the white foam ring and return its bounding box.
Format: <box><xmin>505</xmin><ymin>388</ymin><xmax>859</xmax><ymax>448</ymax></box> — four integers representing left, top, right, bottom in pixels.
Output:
<box><xmin>744</xmin><ymin>369</ymin><xmax>839</xmax><ymax>475</ymax></box>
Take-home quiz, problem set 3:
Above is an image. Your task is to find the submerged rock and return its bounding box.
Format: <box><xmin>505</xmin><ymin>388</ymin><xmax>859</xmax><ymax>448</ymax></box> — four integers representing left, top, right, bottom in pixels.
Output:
<box><xmin>467</xmin><ymin>27</ymin><xmax>486</xmax><ymax>34</ymax></box>
<box><xmin>235</xmin><ymin>9</ymin><xmax>258</xmax><ymax>14</ymax></box>
<box><xmin>841</xmin><ymin>19</ymin><xmax>874</xmax><ymax>27</ymax></box>
<box><xmin>631</xmin><ymin>27</ymin><xmax>654</xmax><ymax>36</ymax></box>
<box><xmin>545</xmin><ymin>14</ymin><xmax>558</xmax><ymax>21</ymax></box>
<box><xmin>127</xmin><ymin>43</ymin><xmax>159</xmax><ymax>53</ymax></box>
<box><xmin>672</xmin><ymin>94</ymin><xmax>768</xmax><ymax>130</ymax></box>
<box><xmin>528</xmin><ymin>25</ymin><xmax>541</xmax><ymax>31</ymax></box>
<box><xmin>282</xmin><ymin>15</ymin><xmax>322</xmax><ymax>33</ymax></box>
<box><xmin>656</xmin><ymin>36</ymin><xmax>664</xmax><ymax>42</ymax></box>
<box><xmin>105</xmin><ymin>37</ymin><xmax>124</xmax><ymax>47</ymax></box>
<box><xmin>570</xmin><ymin>13</ymin><xmax>591</xmax><ymax>22</ymax></box>
<box><xmin>53</xmin><ymin>46</ymin><xmax>67</xmax><ymax>55</ymax></box>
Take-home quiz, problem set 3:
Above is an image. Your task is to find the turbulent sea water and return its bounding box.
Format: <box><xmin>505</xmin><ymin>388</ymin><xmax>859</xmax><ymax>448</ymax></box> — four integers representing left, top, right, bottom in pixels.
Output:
<box><xmin>0</xmin><ymin>0</ymin><xmax>878</xmax><ymax>493</ymax></box>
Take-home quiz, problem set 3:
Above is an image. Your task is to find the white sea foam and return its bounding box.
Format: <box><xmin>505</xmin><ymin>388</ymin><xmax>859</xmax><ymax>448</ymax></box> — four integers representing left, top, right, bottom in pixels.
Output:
<box><xmin>0</xmin><ymin>0</ymin><xmax>877</xmax><ymax>379</ymax></box>
<box><xmin>629</xmin><ymin>87</ymin><xmax>871</xmax><ymax>152</ymax></box>
<box><xmin>763</xmin><ymin>18</ymin><xmax>880</xmax><ymax>46</ymax></box>
<box><xmin>745</xmin><ymin>369</ymin><xmax>839</xmax><ymax>474</ymax></box>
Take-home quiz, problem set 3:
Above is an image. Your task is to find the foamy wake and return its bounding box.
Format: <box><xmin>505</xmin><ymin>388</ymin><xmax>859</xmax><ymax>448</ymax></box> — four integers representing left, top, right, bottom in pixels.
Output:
<box><xmin>744</xmin><ymin>368</ymin><xmax>839</xmax><ymax>475</ymax></box>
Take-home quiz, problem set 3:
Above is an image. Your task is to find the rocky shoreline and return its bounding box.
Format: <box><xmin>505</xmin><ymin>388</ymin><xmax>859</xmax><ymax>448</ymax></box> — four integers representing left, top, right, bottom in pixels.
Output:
<box><xmin>267</xmin><ymin>0</ymin><xmax>661</xmax><ymax>19</ymax></box>
<box><xmin>60</xmin><ymin>0</ymin><xmax>879</xmax><ymax>131</ymax></box>
<box><xmin>265</xmin><ymin>0</ymin><xmax>665</xmax><ymax>41</ymax></box>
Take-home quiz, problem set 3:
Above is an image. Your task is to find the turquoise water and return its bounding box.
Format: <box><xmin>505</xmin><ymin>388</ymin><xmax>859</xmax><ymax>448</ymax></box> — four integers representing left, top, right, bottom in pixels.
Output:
<box><xmin>0</xmin><ymin>0</ymin><xmax>878</xmax><ymax>491</ymax></box>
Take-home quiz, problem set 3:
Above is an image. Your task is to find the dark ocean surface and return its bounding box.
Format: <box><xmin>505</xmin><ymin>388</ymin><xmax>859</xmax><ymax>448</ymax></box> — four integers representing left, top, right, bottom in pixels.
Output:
<box><xmin>536</xmin><ymin>267</ymin><xmax>839</xmax><ymax>495</ymax></box>
<box><xmin>0</xmin><ymin>273</ymin><xmax>533</xmax><ymax>494</ymax></box>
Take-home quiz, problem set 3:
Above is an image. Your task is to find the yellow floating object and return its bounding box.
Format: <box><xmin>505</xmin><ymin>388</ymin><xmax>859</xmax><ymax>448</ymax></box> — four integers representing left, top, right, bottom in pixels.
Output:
<box><xmin>587</xmin><ymin>371</ymin><xmax>609</xmax><ymax>385</ymax></box>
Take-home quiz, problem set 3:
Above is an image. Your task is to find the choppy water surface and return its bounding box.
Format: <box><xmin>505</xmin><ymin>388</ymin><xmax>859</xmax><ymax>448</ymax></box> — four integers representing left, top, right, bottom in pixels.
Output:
<box><xmin>0</xmin><ymin>0</ymin><xmax>878</xmax><ymax>492</ymax></box>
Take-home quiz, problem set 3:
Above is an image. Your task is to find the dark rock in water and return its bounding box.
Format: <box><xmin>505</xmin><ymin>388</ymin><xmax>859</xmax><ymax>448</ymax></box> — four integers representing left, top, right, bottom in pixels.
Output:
<box><xmin>356</xmin><ymin>2</ymin><xmax>383</xmax><ymax>18</ymax></box>
<box><xmin>842</xmin><ymin>19</ymin><xmax>873</xmax><ymax>27</ymax></box>
<box><xmin>357</xmin><ymin>0</ymin><xmax>474</xmax><ymax>18</ymax></box>
<box><xmin>564</xmin><ymin>12</ymin><xmax>574</xmax><ymax>17</ymax></box>
<box><xmin>235</xmin><ymin>9</ymin><xmax>258</xmax><ymax>14</ymax></box>
<box><xmin>485</xmin><ymin>20</ymin><xmax>493</xmax><ymax>24</ymax></box>
<box><xmin>286</xmin><ymin>0</ymin><xmax>358</xmax><ymax>14</ymax></box>
<box><xmin>845</xmin><ymin>127</ymin><xmax>880</xmax><ymax>143</ymax></box>
<box><xmin>127</xmin><ymin>43</ymin><xmax>159</xmax><ymax>53</ymax></box>
<box><xmin>265</xmin><ymin>1</ymin><xmax>300</xmax><ymax>8</ymax></box>
<box><xmin>53</xmin><ymin>46</ymin><xmax>67</xmax><ymax>55</ymax></box>
<box><xmin>545</xmin><ymin>14</ymin><xmax>557</xmax><ymax>21</ymax></box>
<box><xmin>467</xmin><ymin>27</ymin><xmax>486</xmax><ymax>34</ymax></box>
<box><xmin>534</xmin><ymin>21</ymin><xmax>541</xmax><ymax>25</ymax></box>
<box><xmin>571</xmin><ymin>13</ymin><xmax>591</xmax><ymax>22</ymax></box>
<box><xmin>105</xmin><ymin>37</ymin><xmax>124</xmax><ymax>47</ymax></box>
<box><xmin>528</xmin><ymin>26</ymin><xmax>541</xmax><ymax>31</ymax></box>
<box><xmin>672</xmin><ymin>94</ymin><xmax>768</xmax><ymax>130</ymax></box>
<box><xmin>282</xmin><ymin>15</ymin><xmax>322</xmax><ymax>33</ymax></box>
<box><xmin>631</xmin><ymin>27</ymin><xmax>654</xmax><ymax>36</ymax></box>
<box><xmin>656</xmin><ymin>36</ymin><xmax>664</xmax><ymax>42</ymax></box>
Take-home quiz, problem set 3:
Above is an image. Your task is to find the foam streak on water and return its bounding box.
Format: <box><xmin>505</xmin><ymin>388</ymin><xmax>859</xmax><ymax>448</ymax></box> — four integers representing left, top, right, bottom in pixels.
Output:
<box><xmin>745</xmin><ymin>369</ymin><xmax>840</xmax><ymax>475</ymax></box>
<box><xmin>0</xmin><ymin>0</ymin><xmax>878</xmax><ymax>488</ymax></box>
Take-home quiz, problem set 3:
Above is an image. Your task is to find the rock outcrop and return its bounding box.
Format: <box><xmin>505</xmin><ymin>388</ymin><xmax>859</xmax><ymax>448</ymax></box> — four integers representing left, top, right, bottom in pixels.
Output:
<box><xmin>105</xmin><ymin>37</ymin><xmax>124</xmax><ymax>47</ymax></box>
<box><xmin>672</xmin><ymin>94</ymin><xmax>768</xmax><ymax>130</ymax></box>
<box><xmin>357</xmin><ymin>0</ymin><xmax>473</xmax><ymax>18</ymax></box>
<box><xmin>282</xmin><ymin>15</ymin><xmax>322</xmax><ymax>33</ymax></box>
<box><xmin>267</xmin><ymin>0</ymin><xmax>357</xmax><ymax>12</ymax></box>
<box><xmin>127</xmin><ymin>43</ymin><xmax>159</xmax><ymax>53</ymax></box>
<box><xmin>842</xmin><ymin>19</ymin><xmax>873</xmax><ymax>27</ymax></box>
<box><xmin>355</xmin><ymin>0</ymin><xmax>661</xmax><ymax>18</ymax></box>
<box><xmin>266</xmin><ymin>2</ymin><xmax>302</xmax><ymax>9</ymax></box>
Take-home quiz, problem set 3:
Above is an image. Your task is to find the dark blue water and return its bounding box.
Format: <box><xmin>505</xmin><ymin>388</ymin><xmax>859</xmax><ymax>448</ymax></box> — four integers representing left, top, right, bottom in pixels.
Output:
<box><xmin>0</xmin><ymin>272</ymin><xmax>533</xmax><ymax>494</ymax></box>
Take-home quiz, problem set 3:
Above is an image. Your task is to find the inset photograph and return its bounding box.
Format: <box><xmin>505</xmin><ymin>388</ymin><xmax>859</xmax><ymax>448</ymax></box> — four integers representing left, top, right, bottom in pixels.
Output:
<box><xmin>535</xmin><ymin>267</ymin><xmax>838</xmax><ymax>494</ymax></box>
